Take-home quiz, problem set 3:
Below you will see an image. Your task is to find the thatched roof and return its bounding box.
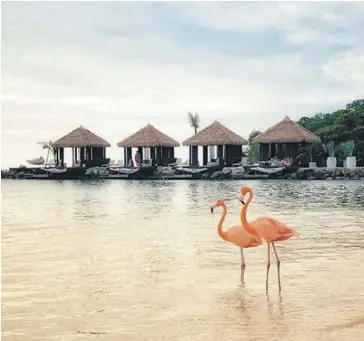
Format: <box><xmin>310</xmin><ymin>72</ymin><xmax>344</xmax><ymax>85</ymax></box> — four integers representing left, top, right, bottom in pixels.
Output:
<box><xmin>183</xmin><ymin>120</ymin><xmax>248</xmax><ymax>146</ymax></box>
<box><xmin>53</xmin><ymin>126</ymin><xmax>111</xmax><ymax>148</ymax></box>
<box><xmin>117</xmin><ymin>124</ymin><xmax>180</xmax><ymax>148</ymax></box>
<box><xmin>253</xmin><ymin>116</ymin><xmax>321</xmax><ymax>144</ymax></box>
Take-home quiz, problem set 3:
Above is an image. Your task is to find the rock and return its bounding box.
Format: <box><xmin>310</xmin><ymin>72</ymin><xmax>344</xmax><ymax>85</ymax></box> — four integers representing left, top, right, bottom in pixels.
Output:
<box><xmin>201</xmin><ymin>172</ymin><xmax>210</xmax><ymax>179</ymax></box>
<box><xmin>210</xmin><ymin>171</ymin><xmax>223</xmax><ymax>179</ymax></box>
<box><xmin>313</xmin><ymin>170</ymin><xmax>323</xmax><ymax>180</ymax></box>
<box><xmin>326</xmin><ymin>177</ymin><xmax>333</xmax><ymax>180</ymax></box>
<box><xmin>336</xmin><ymin>176</ymin><xmax>344</xmax><ymax>180</ymax></box>
<box><xmin>307</xmin><ymin>177</ymin><xmax>316</xmax><ymax>180</ymax></box>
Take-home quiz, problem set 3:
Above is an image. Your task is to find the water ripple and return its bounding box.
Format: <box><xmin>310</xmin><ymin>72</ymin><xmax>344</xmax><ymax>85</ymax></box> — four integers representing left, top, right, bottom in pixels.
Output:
<box><xmin>2</xmin><ymin>179</ymin><xmax>364</xmax><ymax>341</ymax></box>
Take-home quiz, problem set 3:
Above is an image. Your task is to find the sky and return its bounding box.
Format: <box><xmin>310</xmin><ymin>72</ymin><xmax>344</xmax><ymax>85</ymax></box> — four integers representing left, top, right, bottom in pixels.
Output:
<box><xmin>1</xmin><ymin>1</ymin><xmax>364</xmax><ymax>168</ymax></box>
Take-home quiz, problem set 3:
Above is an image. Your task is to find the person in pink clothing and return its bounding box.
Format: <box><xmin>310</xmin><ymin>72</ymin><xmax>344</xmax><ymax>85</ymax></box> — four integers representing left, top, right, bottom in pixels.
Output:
<box><xmin>134</xmin><ymin>150</ymin><xmax>141</xmax><ymax>167</ymax></box>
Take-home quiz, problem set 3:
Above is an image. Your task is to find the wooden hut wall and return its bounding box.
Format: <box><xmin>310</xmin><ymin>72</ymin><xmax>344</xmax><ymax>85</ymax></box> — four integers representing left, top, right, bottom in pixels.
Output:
<box><xmin>169</xmin><ymin>147</ymin><xmax>175</xmax><ymax>159</ymax></box>
<box><xmin>92</xmin><ymin>147</ymin><xmax>104</xmax><ymax>160</ymax></box>
<box><xmin>217</xmin><ymin>145</ymin><xmax>224</xmax><ymax>166</ymax></box>
<box><xmin>259</xmin><ymin>144</ymin><xmax>269</xmax><ymax>161</ymax></box>
<box><xmin>137</xmin><ymin>147</ymin><xmax>144</xmax><ymax>160</ymax></box>
<box><xmin>191</xmin><ymin>146</ymin><xmax>199</xmax><ymax>166</ymax></box>
<box><xmin>225</xmin><ymin>145</ymin><xmax>242</xmax><ymax>167</ymax></box>
<box><xmin>162</xmin><ymin>147</ymin><xmax>169</xmax><ymax>158</ymax></box>
<box><xmin>156</xmin><ymin>146</ymin><xmax>162</xmax><ymax>162</ymax></box>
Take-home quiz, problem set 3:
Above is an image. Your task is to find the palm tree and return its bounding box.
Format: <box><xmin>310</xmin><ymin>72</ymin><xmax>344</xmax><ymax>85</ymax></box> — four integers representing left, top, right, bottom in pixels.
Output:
<box><xmin>187</xmin><ymin>112</ymin><xmax>200</xmax><ymax>134</ymax></box>
<box><xmin>42</xmin><ymin>140</ymin><xmax>57</xmax><ymax>163</ymax></box>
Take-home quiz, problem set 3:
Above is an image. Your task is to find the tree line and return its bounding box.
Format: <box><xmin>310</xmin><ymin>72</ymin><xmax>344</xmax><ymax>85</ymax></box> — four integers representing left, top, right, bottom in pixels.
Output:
<box><xmin>297</xmin><ymin>99</ymin><xmax>364</xmax><ymax>166</ymax></box>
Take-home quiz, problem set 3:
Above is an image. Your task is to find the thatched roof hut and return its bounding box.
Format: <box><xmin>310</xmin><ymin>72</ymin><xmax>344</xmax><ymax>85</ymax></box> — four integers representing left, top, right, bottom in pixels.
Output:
<box><xmin>53</xmin><ymin>126</ymin><xmax>111</xmax><ymax>148</ymax></box>
<box><xmin>253</xmin><ymin>116</ymin><xmax>321</xmax><ymax>162</ymax></box>
<box><xmin>182</xmin><ymin>120</ymin><xmax>247</xmax><ymax>167</ymax></box>
<box><xmin>182</xmin><ymin>120</ymin><xmax>248</xmax><ymax>146</ymax></box>
<box><xmin>117</xmin><ymin>123</ymin><xmax>180</xmax><ymax>148</ymax></box>
<box><xmin>253</xmin><ymin>116</ymin><xmax>321</xmax><ymax>144</ymax></box>
<box><xmin>52</xmin><ymin>126</ymin><xmax>110</xmax><ymax>167</ymax></box>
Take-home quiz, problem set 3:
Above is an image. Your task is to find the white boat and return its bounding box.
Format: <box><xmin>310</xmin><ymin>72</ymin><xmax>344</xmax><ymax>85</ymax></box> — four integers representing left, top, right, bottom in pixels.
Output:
<box><xmin>26</xmin><ymin>156</ymin><xmax>45</xmax><ymax>165</ymax></box>
<box><xmin>249</xmin><ymin>166</ymin><xmax>285</xmax><ymax>174</ymax></box>
<box><xmin>41</xmin><ymin>167</ymin><xmax>68</xmax><ymax>174</ymax></box>
<box><xmin>175</xmin><ymin>167</ymin><xmax>208</xmax><ymax>174</ymax></box>
<box><xmin>109</xmin><ymin>167</ymin><xmax>139</xmax><ymax>175</ymax></box>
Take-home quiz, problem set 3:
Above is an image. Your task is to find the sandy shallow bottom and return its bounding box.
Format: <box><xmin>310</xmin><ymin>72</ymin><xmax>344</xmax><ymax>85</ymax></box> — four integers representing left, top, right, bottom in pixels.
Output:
<box><xmin>2</xmin><ymin>180</ymin><xmax>364</xmax><ymax>340</ymax></box>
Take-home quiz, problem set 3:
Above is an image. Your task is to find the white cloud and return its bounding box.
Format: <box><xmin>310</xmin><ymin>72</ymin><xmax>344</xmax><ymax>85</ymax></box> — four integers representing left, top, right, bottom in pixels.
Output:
<box><xmin>1</xmin><ymin>2</ymin><xmax>364</xmax><ymax>168</ymax></box>
<box><xmin>322</xmin><ymin>48</ymin><xmax>364</xmax><ymax>87</ymax></box>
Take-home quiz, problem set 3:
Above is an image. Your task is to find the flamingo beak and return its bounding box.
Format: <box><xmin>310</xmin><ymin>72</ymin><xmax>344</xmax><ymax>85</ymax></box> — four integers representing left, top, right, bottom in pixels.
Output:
<box><xmin>210</xmin><ymin>206</ymin><xmax>214</xmax><ymax>214</ymax></box>
<box><xmin>239</xmin><ymin>195</ymin><xmax>245</xmax><ymax>205</ymax></box>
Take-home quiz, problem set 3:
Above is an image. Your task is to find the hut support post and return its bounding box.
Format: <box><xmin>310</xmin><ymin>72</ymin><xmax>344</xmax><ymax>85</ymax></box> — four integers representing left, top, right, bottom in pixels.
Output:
<box><xmin>276</xmin><ymin>144</ymin><xmax>283</xmax><ymax>159</ymax></box>
<box><xmin>86</xmin><ymin>147</ymin><xmax>92</xmax><ymax>161</ymax></box>
<box><xmin>74</xmin><ymin>148</ymin><xmax>78</xmax><ymax>165</ymax></box>
<box><xmin>151</xmin><ymin>147</ymin><xmax>156</xmax><ymax>160</ymax></box>
<box><xmin>156</xmin><ymin>146</ymin><xmax>162</xmax><ymax>164</ymax></box>
<box><xmin>217</xmin><ymin>145</ymin><xmax>224</xmax><ymax>166</ymax></box>
<box><xmin>80</xmin><ymin>148</ymin><xmax>85</xmax><ymax>161</ymax></box>
<box><xmin>191</xmin><ymin>146</ymin><xmax>198</xmax><ymax>166</ymax></box>
<box><xmin>60</xmin><ymin>148</ymin><xmax>64</xmax><ymax>167</ymax></box>
<box><xmin>126</xmin><ymin>147</ymin><xmax>132</xmax><ymax>166</ymax></box>
<box><xmin>203</xmin><ymin>146</ymin><xmax>208</xmax><ymax>166</ymax></box>
<box><xmin>124</xmin><ymin>148</ymin><xmax>128</xmax><ymax>166</ymax></box>
<box><xmin>55</xmin><ymin>148</ymin><xmax>59</xmax><ymax>166</ymax></box>
<box><xmin>137</xmin><ymin>147</ymin><xmax>143</xmax><ymax>161</ymax></box>
<box><xmin>224</xmin><ymin>145</ymin><xmax>228</xmax><ymax>166</ymax></box>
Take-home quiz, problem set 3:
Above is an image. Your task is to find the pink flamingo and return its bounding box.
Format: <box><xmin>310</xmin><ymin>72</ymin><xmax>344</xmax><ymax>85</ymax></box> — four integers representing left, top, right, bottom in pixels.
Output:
<box><xmin>211</xmin><ymin>199</ymin><xmax>263</xmax><ymax>283</ymax></box>
<box><xmin>238</xmin><ymin>186</ymin><xmax>298</xmax><ymax>292</ymax></box>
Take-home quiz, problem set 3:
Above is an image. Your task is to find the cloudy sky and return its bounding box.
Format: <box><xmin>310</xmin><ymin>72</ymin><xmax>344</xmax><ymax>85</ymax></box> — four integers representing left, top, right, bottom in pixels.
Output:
<box><xmin>2</xmin><ymin>1</ymin><xmax>364</xmax><ymax>167</ymax></box>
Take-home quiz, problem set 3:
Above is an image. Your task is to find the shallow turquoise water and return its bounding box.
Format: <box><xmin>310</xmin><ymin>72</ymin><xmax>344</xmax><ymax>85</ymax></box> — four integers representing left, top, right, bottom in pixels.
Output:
<box><xmin>2</xmin><ymin>180</ymin><xmax>364</xmax><ymax>340</ymax></box>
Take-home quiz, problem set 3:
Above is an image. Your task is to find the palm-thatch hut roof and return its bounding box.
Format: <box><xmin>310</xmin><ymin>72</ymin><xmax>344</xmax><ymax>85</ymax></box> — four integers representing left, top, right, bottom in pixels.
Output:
<box><xmin>253</xmin><ymin>116</ymin><xmax>321</xmax><ymax>144</ymax></box>
<box><xmin>53</xmin><ymin>126</ymin><xmax>111</xmax><ymax>148</ymax></box>
<box><xmin>183</xmin><ymin>120</ymin><xmax>248</xmax><ymax>146</ymax></box>
<box><xmin>117</xmin><ymin>124</ymin><xmax>180</xmax><ymax>148</ymax></box>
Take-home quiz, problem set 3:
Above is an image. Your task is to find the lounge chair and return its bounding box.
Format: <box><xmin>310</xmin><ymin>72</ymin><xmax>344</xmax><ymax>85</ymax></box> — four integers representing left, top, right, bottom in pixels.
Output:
<box><xmin>233</xmin><ymin>156</ymin><xmax>248</xmax><ymax>167</ymax></box>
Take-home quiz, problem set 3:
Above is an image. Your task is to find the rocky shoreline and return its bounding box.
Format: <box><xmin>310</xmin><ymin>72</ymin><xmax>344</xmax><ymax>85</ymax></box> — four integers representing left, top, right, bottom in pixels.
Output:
<box><xmin>285</xmin><ymin>167</ymin><xmax>364</xmax><ymax>180</ymax></box>
<box><xmin>200</xmin><ymin>166</ymin><xmax>364</xmax><ymax>180</ymax></box>
<box><xmin>2</xmin><ymin>166</ymin><xmax>364</xmax><ymax>181</ymax></box>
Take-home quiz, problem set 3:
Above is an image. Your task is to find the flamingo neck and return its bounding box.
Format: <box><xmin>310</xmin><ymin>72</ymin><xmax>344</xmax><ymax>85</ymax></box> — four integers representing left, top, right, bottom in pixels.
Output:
<box><xmin>240</xmin><ymin>191</ymin><xmax>258</xmax><ymax>236</ymax></box>
<box><xmin>217</xmin><ymin>203</ymin><xmax>228</xmax><ymax>241</ymax></box>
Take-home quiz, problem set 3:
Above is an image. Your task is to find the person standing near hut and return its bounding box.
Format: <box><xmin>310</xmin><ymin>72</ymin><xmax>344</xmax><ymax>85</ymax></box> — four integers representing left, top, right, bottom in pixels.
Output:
<box><xmin>135</xmin><ymin>150</ymin><xmax>141</xmax><ymax>167</ymax></box>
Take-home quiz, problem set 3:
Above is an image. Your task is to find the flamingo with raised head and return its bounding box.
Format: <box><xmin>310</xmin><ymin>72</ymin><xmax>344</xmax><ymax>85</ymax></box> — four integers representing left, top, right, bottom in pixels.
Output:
<box><xmin>210</xmin><ymin>199</ymin><xmax>263</xmax><ymax>283</ymax></box>
<box><xmin>238</xmin><ymin>186</ymin><xmax>298</xmax><ymax>292</ymax></box>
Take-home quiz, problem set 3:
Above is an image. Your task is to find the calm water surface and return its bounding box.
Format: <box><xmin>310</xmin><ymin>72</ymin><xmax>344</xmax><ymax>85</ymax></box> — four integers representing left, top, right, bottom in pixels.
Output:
<box><xmin>2</xmin><ymin>180</ymin><xmax>364</xmax><ymax>341</ymax></box>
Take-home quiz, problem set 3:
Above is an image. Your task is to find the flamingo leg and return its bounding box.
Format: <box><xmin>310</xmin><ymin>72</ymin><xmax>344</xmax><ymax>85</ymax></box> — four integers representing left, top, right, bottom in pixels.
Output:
<box><xmin>266</xmin><ymin>243</ymin><xmax>271</xmax><ymax>293</ymax></box>
<box><xmin>240</xmin><ymin>248</ymin><xmax>245</xmax><ymax>283</ymax></box>
<box><xmin>272</xmin><ymin>243</ymin><xmax>281</xmax><ymax>292</ymax></box>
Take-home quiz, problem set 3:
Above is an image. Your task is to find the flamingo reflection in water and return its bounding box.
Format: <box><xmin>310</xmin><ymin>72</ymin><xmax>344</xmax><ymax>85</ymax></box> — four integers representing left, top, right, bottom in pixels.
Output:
<box><xmin>238</xmin><ymin>186</ymin><xmax>299</xmax><ymax>293</ymax></box>
<box><xmin>210</xmin><ymin>199</ymin><xmax>263</xmax><ymax>284</ymax></box>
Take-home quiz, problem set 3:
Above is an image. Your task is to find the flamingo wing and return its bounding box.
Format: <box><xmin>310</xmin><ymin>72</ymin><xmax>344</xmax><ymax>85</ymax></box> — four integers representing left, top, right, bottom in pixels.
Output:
<box><xmin>251</xmin><ymin>217</ymin><xmax>297</xmax><ymax>242</ymax></box>
<box><xmin>225</xmin><ymin>225</ymin><xmax>262</xmax><ymax>248</ymax></box>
